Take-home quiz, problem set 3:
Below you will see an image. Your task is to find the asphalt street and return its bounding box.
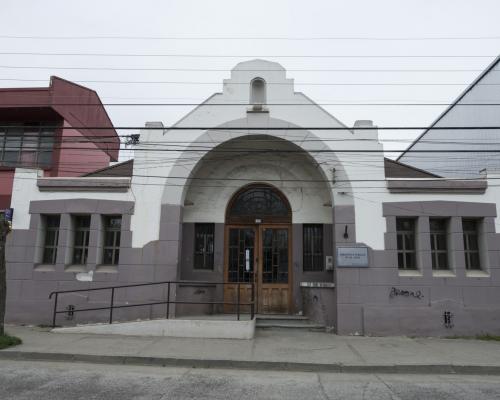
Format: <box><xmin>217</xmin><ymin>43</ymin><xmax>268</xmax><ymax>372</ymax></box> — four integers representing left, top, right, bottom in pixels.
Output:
<box><xmin>1</xmin><ymin>360</ymin><xmax>500</xmax><ymax>400</ymax></box>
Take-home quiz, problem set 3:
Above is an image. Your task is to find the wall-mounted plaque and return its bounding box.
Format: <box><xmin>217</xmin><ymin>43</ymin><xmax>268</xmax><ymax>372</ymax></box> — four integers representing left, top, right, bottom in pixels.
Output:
<box><xmin>336</xmin><ymin>247</ymin><xmax>369</xmax><ymax>267</ymax></box>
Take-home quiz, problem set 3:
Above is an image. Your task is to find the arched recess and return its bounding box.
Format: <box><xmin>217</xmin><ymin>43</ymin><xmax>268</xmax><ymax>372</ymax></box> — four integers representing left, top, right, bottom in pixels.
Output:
<box><xmin>250</xmin><ymin>77</ymin><xmax>266</xmax><ymax>104</ymax></box>
<box><xmin>161</xmin><ymin>117</ymin><xmax>353</xmax><ymax>209</ymax></box>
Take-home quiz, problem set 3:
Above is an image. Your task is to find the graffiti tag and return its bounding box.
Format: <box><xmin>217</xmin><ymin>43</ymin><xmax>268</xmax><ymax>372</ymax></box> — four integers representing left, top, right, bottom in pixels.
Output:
<box><xmin>389</xmin><ymin>287</ymin><xmax>424</xmax><ymax>300</ymax></box>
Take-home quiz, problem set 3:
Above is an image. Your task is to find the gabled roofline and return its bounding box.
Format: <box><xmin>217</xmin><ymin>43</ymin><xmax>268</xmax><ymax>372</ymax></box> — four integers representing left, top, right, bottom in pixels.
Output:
<box><xmin>397</xmin><ymin>55</ymin><xmax>500</xmax><ymax>160</ymax></box>
<box><xmin>0</xmin><ymin>76</ymin><xmax>120</xmax><ymax>161</ymax></box>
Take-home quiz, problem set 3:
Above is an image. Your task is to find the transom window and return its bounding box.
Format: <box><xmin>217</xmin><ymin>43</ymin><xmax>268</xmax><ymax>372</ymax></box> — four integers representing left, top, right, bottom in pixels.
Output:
<box><xmin>42</xmin><ymin>215</ymin><xmax>60</xmax><ymax>264</ymax></box>
<box><xmin>226</xmin><ymin>185</ymin><xmax>291</xmax><ymax>224</ymax></box>
<box><xmin>0</xmin><ymin>124</ymin><xmax>55</xmax><ymax>168</ymax></box>
<box><xmin>102</xmin><ymin>216</ymin><xmax>122</xmax><ymax>265</ymax></box>
<box><xmin>72</xmin><ymin>215</ymin><xmax>91</xmax><ymax>265</ymax></box>
<box><xmin>396</xmin><ymin>218</ymin><xmax>417</xmax><ymax>270</ymax></box>
<box><xmin>463</xmin><ymin>218</ymin><xmax>481</xmax><ymax>270</ymax></box>
<box><xmin>430</xmin><ymin>218</ymin><xmax>449</xmax><ymax>270</ymax></box>
<box><xmin>303</xmin><ymin>224</ymin><xmax>324</xmax><ymax>271</ymax></box>
<box><xmin>194</xmin><ymin>223</ymin><xmax>214</xmax><ymax>270</ymax></box>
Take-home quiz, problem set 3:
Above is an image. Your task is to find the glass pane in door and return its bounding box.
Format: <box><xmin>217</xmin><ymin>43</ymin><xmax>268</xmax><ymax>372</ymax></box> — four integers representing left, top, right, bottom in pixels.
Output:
<box><xmin>262</xmin><ymin>228</ymin><xmax>288</xmax><ymax>283</ymax></box>
<box><xmin>228</xmin><ymin>228</ymin><xmax>255</xmax><ymax>282</ymax></box>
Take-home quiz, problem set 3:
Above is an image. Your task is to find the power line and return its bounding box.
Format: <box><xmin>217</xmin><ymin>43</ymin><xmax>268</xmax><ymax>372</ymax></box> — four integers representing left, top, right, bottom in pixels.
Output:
<box><xmin>8</xmin><ymin>134</ymin><xmax>500</xmax><ymax>149</ymax></box>
<box><xmin>0</xmin><ymin>52</ymin><xmax>496</xmax><ymax>58</ymax></box>
<box><xmin>2</xmin><ymin>78</ymin><xmax>499</xmax><ymax>86</ymax></box>
<box><xmin>2</xmin><ymin>102</ymin><xmax>500</xmax><ymax>107</ymax></box>
<box><xmin>2</xmin><ymin>34</ymin><xmax>500</xmax><ymax>40</ymax></box>
<box><xmin>0</xmin><ymin>65</ymin><xmax>488</xmax><ymax>72</ymax></box>
<box><xmin>2</xmin><ymin>125</ymin><xmax>500</xmax><ymax>131</ymax></box>
<box><xmin>5</xmin><ymin>145</ymin><xmax>500</xmax><ymax>153</ymax></box>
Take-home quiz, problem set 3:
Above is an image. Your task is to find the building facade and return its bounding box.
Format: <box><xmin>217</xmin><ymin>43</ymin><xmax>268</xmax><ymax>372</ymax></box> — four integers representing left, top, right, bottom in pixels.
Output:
<box><xmin>0</xmin><ymin>76</ymin><xmax>120</xmax><ymax>210</ymax></box>
<box><xmin>6</xmin><ymin>60</ymin><xmax>500</xmax><ymax>336</ymax></box>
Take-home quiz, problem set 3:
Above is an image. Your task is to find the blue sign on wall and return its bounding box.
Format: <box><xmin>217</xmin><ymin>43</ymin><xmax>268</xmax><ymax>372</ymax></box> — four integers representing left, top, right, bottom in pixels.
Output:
<box><xmin>4</xmin><ymin>208</ymin><xmax>13</xmax><ymax>221</ymax></box>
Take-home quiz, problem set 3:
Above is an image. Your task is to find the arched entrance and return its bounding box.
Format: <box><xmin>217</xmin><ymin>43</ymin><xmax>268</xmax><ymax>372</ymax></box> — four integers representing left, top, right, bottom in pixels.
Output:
<box><xmin>224</xmin><ymin>184</ymin><xmax>292</xmax><ymax>314</ymax></box>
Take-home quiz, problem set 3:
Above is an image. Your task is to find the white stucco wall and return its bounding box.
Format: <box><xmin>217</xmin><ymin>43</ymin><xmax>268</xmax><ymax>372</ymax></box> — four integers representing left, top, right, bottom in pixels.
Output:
<box><xmin>129</xmin><ymin>59</ymin><xmax>383</xmax><ymax>247</ymax></box>
<box><xmin>349</xmin><ymin>177</ymin><xmax>500</xmax><ymax>249</ymax></box>
<box><xmin>10</xmin><ymin>169</ymin><xmax>134</xmax><ymax>230</ymax></box>
<box><xmin>182</xmin><ymin>135</ymin><xmax>332</xmax><ymax>224</ymax></box>
<box><xmin>10</xmin><ymin>60</ymin><xmax>500</xmax><ymax>251</ymax></box>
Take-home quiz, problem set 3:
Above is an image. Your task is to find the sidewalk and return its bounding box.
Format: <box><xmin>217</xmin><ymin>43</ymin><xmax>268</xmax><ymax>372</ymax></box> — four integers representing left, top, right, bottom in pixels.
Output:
<box><xmin>2</xmin><ymin>325</ymin><xmax>500</xmax><ymax>374</ymax></box>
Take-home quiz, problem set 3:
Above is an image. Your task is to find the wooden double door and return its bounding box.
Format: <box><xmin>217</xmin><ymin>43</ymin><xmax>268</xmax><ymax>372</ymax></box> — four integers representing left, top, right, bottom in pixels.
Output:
<box><xmin>224</xmin><ymin>224</ymin><xmax>292</xmax><ymax>314</ymax></box>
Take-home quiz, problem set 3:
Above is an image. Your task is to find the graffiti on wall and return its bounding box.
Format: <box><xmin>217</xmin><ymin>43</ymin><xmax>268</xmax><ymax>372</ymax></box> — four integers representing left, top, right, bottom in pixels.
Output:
<box><xmin>389</xmin><ymin>287</ymin><xmax>424</xmax><ymax>300</ymax></box>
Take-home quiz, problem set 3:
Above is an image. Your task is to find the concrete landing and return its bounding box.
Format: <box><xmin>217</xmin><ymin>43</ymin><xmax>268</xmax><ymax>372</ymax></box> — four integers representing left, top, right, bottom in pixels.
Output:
<box><xmin>52</xmin><ymin>317</ymin><xmax>256</xmax><ymax>340</ymax></box>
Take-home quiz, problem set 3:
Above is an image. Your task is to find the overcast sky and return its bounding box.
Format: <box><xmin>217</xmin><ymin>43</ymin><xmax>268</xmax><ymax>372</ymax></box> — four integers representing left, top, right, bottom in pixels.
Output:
<box><xmin>2</xmin><ymin>0</ymin><xmax>500</xmax><ymax>158</ymax></box>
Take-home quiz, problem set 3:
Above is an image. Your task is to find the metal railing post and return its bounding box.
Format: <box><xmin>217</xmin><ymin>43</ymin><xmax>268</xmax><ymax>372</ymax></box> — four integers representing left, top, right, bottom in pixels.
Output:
<box><xmin>166</xmin><ymin>282</ymin><xmax>171</xmax><ymax>319</ymax></box>
<box><xmin>52</xmin><ymin>293</ymin><xmax>58</xmax><ymax>328</ymax></box>
<box><xmin>251</xmin><ymin>282</ymin><xmax>255</xmax><ymax>320</ymax></box>
<box><xmin>109</xmin><ymin>287</ymin><xmax>115</xmax><ymax>324</ymax></box>
<box><xmin>237</xmin><ymin>282</ymin><xmax>241</xmax><ymax>321</ymax></box>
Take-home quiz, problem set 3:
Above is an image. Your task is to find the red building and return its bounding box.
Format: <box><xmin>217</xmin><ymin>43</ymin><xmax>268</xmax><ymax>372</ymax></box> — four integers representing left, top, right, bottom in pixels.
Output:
<box><xmin>0</xmin><ymin>76</ymin><xmax>120</xmax><ymax>209</ymax></box>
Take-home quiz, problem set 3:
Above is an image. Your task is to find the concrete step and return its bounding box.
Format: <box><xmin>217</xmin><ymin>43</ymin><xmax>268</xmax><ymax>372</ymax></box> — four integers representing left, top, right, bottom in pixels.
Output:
<box><xmin>256</xmin><ymin>314</ymin><xmax>309</xmax><ymax>321</ymax></box>
<box><xmin>256</xmin><ymin>315</ymin><xmax>325</xmax><ymax>331</ymax></box>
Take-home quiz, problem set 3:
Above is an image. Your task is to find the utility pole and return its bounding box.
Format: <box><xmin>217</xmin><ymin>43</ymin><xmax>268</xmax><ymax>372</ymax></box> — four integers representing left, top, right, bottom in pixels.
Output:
<box><xmin>0</xmin><ymin>215</ymin><xmax>10</xmax><ymax>336</ymax></box>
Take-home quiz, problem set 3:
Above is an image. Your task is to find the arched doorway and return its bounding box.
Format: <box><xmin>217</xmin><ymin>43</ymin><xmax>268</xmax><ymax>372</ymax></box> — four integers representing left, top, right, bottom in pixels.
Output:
<box><xmin>224</xmin><ymin>184</ymin><xmax>292</xmax><ymax>314</ymax></box>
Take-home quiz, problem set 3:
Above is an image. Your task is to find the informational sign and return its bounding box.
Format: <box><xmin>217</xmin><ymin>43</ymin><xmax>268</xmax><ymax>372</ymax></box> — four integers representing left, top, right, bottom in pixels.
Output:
<box><xmin>336</xmin><ymin>247</ymin><xmax>369</xmax><ymax>267</ymax></box>
<box><xmin>4</xmin><ymin>208</ymin><xmax>13</xmax><ymax>222</ymax></box>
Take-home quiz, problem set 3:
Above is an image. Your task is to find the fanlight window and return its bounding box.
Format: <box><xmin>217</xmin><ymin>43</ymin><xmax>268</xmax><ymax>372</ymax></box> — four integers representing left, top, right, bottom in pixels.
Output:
<box><xmin>250</xmin><ymin>78</ymin><xmax>266</xmax><ymax>104</ymax></box>
<box><xmin>227</xmin><ymin>185</ymin><xmax>291</xmax><ymax>223</ymax></box>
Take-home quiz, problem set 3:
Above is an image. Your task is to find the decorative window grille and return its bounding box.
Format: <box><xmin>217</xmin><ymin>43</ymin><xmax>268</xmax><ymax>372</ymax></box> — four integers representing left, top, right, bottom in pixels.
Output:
<box><xmin>463</xmin><ymin>218</ymin><xmax>481</xmax><ymax>270</ymax></box>
<box><xmin>42</xmin><ymin>215</ymin><xmax>60</xmax><ymax>264</ymax></box>
<box><xmin>102</xmin><ymin>216</ymin><xmax>122</xmax><ymax>265</ymax></box>
<box><xmin>227</xmin><ymin>185</ymin><xmax>290</xmax><ymax>224</ymax></box>
<box><xmin>430</xmin><ymin>218</ymin><xmax>449</xmax><ymax>270</ymax></box>
<box><xmin>396</xmin><ymin>218</ymin><xmax>417</xmax><ymax>269</ymax></box>
<box><xmin>72</xmin><ymin>216</ymin><xmax>91</xmax><ymax>265</ymax></box>
<box><xmin>303</xmin><ymin>224</ymin><xmax>324</xmax><ymax>271</ymax></box>
<box><xmin>194</xmin><ymin>223</ymin><xmax>214</xmax><ymax>270</ymax></box>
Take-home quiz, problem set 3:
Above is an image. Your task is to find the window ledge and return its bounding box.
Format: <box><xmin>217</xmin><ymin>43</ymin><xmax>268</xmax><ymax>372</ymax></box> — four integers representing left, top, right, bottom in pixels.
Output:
<box><xmin>65</xmin><ymin>265</ymin><xmax>87</xmax><ymax>273</ymax></box>
<box><xmin>96</xmin><ymin>265</ymin><xmax>118</xmax><ymax>273</ymax></box>
<box><xmin>432</xmin><ymin>270</ymin><xmax>456</xmax><ymax>278</ymax></box>
<box><xmin>34</xmin><ymin>264</ymin><xmax>56</xmax><ymax>272</ymax></box>
<box><xmin>398</xmin><ymin>270</ymin><xmax>422</xmax><ymax>277</ymax></box>
<box><xmin>466</xmin><ymin>270</ymin><xmax>490</xmax><ymax>278</ymax></box>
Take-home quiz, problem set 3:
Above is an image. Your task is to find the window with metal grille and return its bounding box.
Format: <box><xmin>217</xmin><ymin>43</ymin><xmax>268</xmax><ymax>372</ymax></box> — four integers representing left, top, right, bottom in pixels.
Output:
<box><xmin>102</xmin><ymin>216</ymin><xmax>122</xmax><ymax>265</ymax></box>
<box><xmin>430</xmin><ymin>218</ymin><xmax>449</xmax><ymax>270</ymax></box>
<box><xmin>0</xmin><ymin>124</ymin><xmax>55</xmax><ymax>168</ymax></box>
<box><xmin>303</xmin><ymin>224</ymin><xmax>324</xmax><ymax>271</ymax></box>
<box><xmin>42</xmin><ymin>215</ymin><xmax>60</xmax><ymax>264</ymax></box>
<box><xmin>396</xmin><ymin>218</ymin><xmax>417</xmax><ymax>270</ymax></box>
<box><xmin>463</xmin><ymin>218</ymin><xmax>481</xmax><ymax>270</ymax></box>
<box><xmin>72</xmin><ymin>215</ymin><xmax>91</xmax><ymax>265</ymax></box>
<box><xmin>194</xmin><ymin>223</ymin><xmax>214</xmax><ymax>270</ymax></box>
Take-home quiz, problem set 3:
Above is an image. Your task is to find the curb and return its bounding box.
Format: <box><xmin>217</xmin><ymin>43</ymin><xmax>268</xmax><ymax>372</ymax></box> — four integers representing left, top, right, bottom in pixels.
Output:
<box><xmin>1</xmin><ymin>351</ymin><xmax>500</xmax><ymax>375</ymax></box>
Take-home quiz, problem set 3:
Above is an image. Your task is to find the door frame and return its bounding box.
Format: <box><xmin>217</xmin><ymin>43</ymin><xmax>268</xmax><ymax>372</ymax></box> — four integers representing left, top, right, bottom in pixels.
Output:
<box><xmin>224</xmin><ymin>223</ymin><xmax>293</xmax><ymax>314</ymax></box>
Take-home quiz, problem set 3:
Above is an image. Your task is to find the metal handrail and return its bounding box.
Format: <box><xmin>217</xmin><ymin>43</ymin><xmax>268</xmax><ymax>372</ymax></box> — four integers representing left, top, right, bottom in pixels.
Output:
<box><xmin>48</xmin><ymin>280</ymin><xmax>255</xmax><ymax>328</ymax></box>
